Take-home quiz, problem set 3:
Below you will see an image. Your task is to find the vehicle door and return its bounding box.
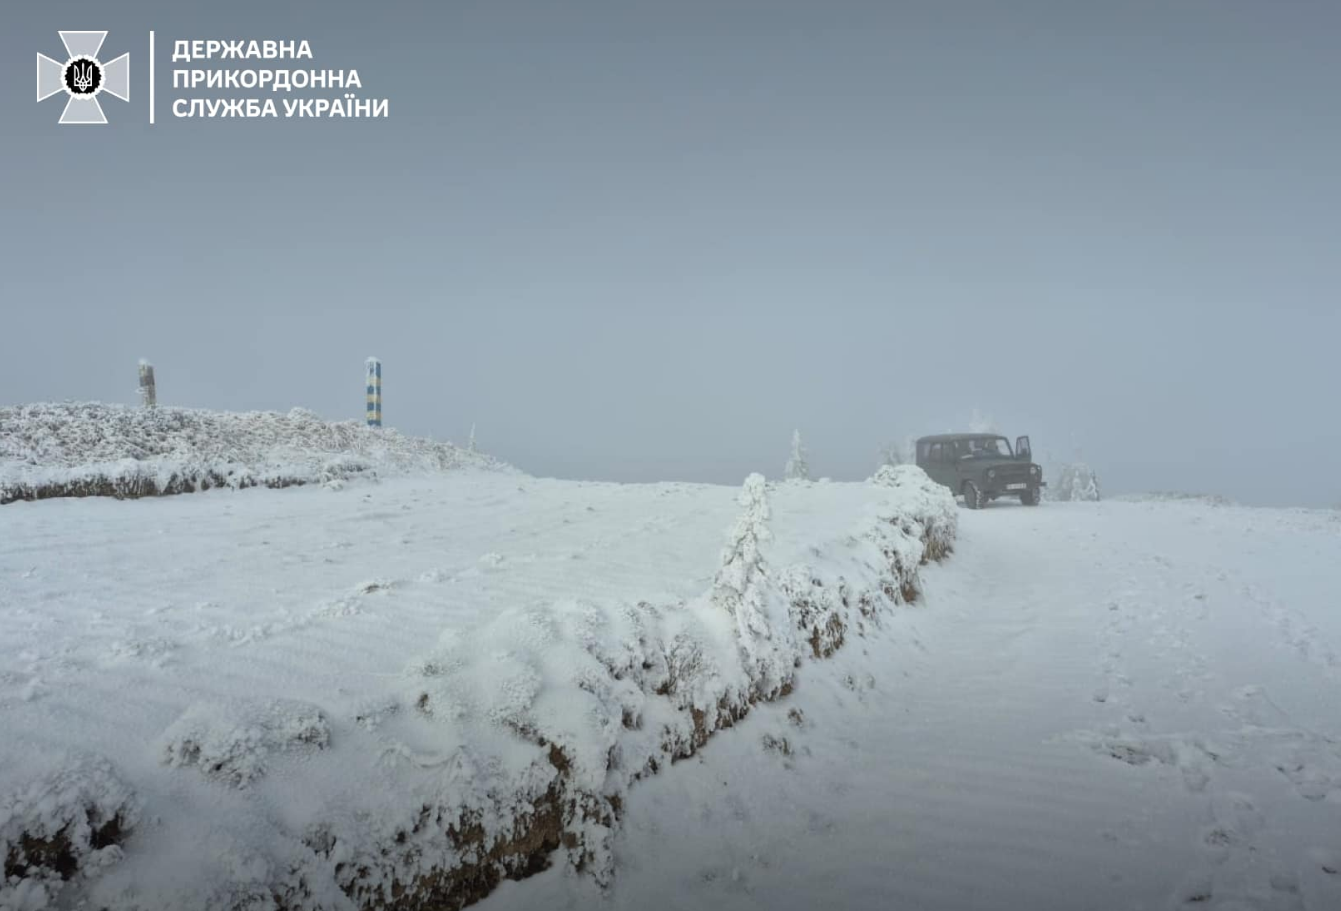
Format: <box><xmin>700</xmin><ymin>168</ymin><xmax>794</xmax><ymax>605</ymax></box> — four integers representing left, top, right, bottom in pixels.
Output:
<box><xmin>924</xmin><ymin>442</ymin><xmax>951</xmax><ymax>488</ymax></box>
<box><xmin>947</xmin><ymin>438</ymin><xmax>969</xmax><ymax>487</ymax></box>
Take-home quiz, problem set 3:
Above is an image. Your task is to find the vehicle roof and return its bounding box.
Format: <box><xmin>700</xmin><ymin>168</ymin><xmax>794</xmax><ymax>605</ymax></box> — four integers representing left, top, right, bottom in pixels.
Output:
<box><xmin>915</xmin><ymin>433</ymin><xmax>1009</xmax><ymax>444</ymax></box>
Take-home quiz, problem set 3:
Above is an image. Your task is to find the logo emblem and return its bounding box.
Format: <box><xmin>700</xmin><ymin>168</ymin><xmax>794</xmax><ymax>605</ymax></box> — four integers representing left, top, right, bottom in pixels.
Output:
<box><xmin>37</xmin><ymin>31</ymin><xmax>129</xmax><ymax>124</ymax></box>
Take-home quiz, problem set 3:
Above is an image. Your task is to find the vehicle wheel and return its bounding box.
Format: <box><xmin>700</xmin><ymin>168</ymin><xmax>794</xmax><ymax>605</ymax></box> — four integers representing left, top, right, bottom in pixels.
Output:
<box><xmin>1020</xmin><ymin>486</ymin><xmax>1041</xmax><ymax>506</ymax></box>
<box><xmin>962</xmin><ymin>481</ymin><xmax>982</xmax><ymax>509</ymax></box>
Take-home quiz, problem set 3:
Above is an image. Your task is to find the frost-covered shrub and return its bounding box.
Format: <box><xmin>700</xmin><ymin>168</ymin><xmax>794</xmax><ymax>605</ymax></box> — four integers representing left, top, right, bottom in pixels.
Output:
<box><xmin>160</xmin><ymin>699</ymin><xmax>331</xmax><ymax>787</ymax></box>
<box><xmin>369</xmin><ymin>470</ymin><xmax>961</xmax><ymax>908</ymax></box>
<box><xmin>870</xmin><ymin>464</ymin><xmax>958</xmax><ymax>560</ymax></box>
<box><xmin>0</xmin><ymin>402</ymin><xmax>513</xmax><ymax>504</ymax></box>
<box><xmin>1050</xmin><ymin>462</ymin><xmax>1102</xmax><ymax>502</ymax></box>
<box><xmin>778</xmin><ymin>564</ymin><xmax>845</xmax><ymax>658</ymax></box>
<box><xmin>1</xmin><ymin>756</ymin><xmax>139</xmax><ymax>909</ymax></box>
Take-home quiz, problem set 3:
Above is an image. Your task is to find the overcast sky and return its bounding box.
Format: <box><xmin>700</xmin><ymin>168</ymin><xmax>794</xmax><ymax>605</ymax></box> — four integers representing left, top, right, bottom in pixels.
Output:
<box><xmin>2</xmin><ymin>1</ymin><xmax>1338</xmax><ymax>505</ymax></box>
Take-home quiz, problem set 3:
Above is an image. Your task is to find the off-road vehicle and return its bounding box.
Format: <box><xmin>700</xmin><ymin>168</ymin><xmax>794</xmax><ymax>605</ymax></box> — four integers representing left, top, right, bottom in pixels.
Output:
<box><xmin>915</xmin><ymin>433</ymin><xmax>1045</xmax><ymax>508</ymax></box>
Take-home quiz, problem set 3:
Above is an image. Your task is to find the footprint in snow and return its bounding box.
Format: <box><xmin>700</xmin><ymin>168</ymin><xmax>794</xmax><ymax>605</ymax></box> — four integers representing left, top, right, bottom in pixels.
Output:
<box><xmin>1168</xmin><ymin>871</ymin><xmax>1215</xmax><ymax>907</ymax></box>
<box><xmin>1082</xmin><ymin>733</ymin><xmax>1221</xmax><ymax>793</ymax></box>
<box><xmin>1196</xmin><ymin>791</ymin><xmax>1265</xmax><ymax>865</ymax></box>
<box><xmin>1222</xmin><ymin>686</ymin><xmax>1341</xmax><ymax>802</ymax></box>
<box><xmin>1300</xmin><ymin>848</ymin><xmax>1341</xmax><ymax>908</ymax></box>
<box><xmin>1273</xmin><ymin>756</ymin><xmax>1339</xmax><ymax>803</ymax></box>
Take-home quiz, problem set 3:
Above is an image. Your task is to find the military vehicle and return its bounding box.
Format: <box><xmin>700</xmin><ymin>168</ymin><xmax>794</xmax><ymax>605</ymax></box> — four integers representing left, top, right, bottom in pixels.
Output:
<box><xmin>915</xmin><ymin>433</ymin><xmax>1044</xmax><ymax>508</ymax></box>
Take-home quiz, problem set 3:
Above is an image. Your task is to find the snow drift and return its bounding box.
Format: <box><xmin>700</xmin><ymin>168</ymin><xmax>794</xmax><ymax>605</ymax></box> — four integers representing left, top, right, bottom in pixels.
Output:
<box><xmin>0</xmin><ymin>402</ymin><xmax>510</xmax><ymax>504</ymax></box>
<box><xmin>0</xmin><ymin>466</ymin><xmax>956</xmax><ymax>911</ymax></box>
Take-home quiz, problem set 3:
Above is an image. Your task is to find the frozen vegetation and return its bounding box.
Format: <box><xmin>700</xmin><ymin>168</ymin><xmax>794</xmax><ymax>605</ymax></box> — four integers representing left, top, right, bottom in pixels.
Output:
<box><xmin>1049</xmin><ymin>460</ymin><xmax>1102</xmax><ymax>502</ymax></box>
<box><xmin>0</xmin><ymin>402</ymin><xmax>510</xmax><ymax>504</ymax></box>
<box><xmin>783</xmin><ymin>430</ymin><xmax>810</xmax><ymax>482</ymax></box>
<box><xmin>0</xmin><ymin>464</ymin><xmax>955</xmax><ymax>910</ymax></box>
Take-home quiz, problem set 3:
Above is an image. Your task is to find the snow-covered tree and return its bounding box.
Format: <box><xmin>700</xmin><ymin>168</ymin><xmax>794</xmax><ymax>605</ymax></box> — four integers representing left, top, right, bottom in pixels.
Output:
<box><xmin>784</xmin><ymin>430</ymin><xmax>810</xmax><ymax>481</ymax></box>
<box><xmin>712</xmin><ymin>473</ymin><xmax>790</xmax><ymax>698</ymax></box>
<box><xmin>1052</xmin><ymin>462</ymin><xmax>1101</xmax><ymax>502</ymax></box>
<box><xmin>714</xmin><ymin>473</ymin><xmax>772</xmax><ymax>612</ymax></box>
<box><xmin>467</xmin><ymin>423</ymin><xmax>476</xmax><ymax>454</ymax></box>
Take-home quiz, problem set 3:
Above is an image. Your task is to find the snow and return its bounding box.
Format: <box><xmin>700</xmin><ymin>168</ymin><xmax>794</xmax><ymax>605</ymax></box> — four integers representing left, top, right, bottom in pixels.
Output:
<box><xmin>480</xmin><ymin>498</ymin><xmax>1341</xmax><ymax>911</ymax></box>
<box><xmin>5</xmin><ymin>457</ymin><xmax>1340</xmax><ymax>910</ymax></box>
<box><xmin>0</xmin><ymin>467</ymin><xmax>953</xmax><ymax>910</ymax></box>
<box><xmin>0</xmin><ymin>402</ymin><xmax>510</xmax><ymax>503</ymax></box>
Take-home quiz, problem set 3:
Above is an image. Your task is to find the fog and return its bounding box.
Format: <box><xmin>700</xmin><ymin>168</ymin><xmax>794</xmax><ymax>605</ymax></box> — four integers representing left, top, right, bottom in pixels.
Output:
<box><xmin>3</xmin><ymin>0</ymin><xmax>1338</xmax><ymax>506</ymax></box>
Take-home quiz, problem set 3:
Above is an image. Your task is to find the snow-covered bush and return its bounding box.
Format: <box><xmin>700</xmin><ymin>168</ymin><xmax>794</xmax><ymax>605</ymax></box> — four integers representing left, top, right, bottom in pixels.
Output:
<box><xmin>870</xmin><ymin>464</ymin><xmax>958</xmax><ymax>561</ymax></box>
<box><xmin>351</xmin><ymin>474</ymin><xmax>959</xmax><ymax>911</ymax></box>
<box><xmin>784</xmin><ymin>430</ymin><xmax>810</xmax><ymax>481</ymax></box>
<box><xmin>1</xmin><ymin>756</ymin><xmax>139</xmax><ymax>910</ymax></box>
<box><xmin>0</xmin><ymin>402</ymin><xmax>513</xmax><ymax>504</ymax></box>
<box><xmin>159</xmin><ymin>699</ymin><xmax>332</xmax><ymax>787</ymax></box>
<box><xmin>1050</xmin><ymin>462</ymin><xmax>1102</xmax><ymax>502</ymax></box>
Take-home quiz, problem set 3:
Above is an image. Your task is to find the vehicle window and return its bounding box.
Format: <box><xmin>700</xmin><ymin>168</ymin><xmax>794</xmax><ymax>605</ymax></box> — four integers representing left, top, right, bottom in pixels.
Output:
<box><xmin>928</xmin><ymin>443</ymin><xmax>943</xmax><ymax>461</ymax></box>
<box><xmin>965</xmin><ymin>437</ymin><xmax>1012</xmax><ymax>458</ymax></box>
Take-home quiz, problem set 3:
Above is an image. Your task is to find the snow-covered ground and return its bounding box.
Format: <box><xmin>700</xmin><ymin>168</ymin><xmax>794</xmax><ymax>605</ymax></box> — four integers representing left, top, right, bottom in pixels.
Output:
<box><xmin>0</xmin><ymin>469</ymin><xmax>953</xmax><ymax>910</ymax></box>
<box><xmin>486</xmin><ymin>499</ymin><xmax>1341</xmax><ymax>911</ymax></box>
<box><xmin>4</xmin><ymin>475</ymin><xmax>1340</xmax><ymax>910</ymax></box>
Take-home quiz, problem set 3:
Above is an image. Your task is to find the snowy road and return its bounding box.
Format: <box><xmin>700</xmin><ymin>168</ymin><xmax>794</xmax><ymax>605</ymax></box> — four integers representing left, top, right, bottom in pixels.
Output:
<box><xmin>494</xmin><ymin>499</ymin><xmax>1341</xmax><ymax>911</ymax></box>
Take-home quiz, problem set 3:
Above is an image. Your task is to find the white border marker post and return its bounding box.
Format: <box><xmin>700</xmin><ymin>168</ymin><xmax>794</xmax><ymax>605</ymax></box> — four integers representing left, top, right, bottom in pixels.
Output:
<box><xmin>149</xmin><ymin>30</ymin><xmax>155</xmax><ymax>124</ymax></box>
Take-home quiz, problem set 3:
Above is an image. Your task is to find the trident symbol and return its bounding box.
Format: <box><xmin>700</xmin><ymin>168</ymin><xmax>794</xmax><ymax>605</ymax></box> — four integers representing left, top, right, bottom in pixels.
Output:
<box><xmin>38</xmin><ymin>32</ymin><xmax>130</xmax><ymax>124</ymax></box>
<box><xmin>71</xmin><ymin>60</ymin><xmax>94</xmax><ymax>92</ymax></box>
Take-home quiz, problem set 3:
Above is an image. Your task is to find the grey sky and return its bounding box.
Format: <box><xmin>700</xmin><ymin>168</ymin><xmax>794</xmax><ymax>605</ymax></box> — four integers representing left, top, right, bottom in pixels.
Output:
<box><xmin>2</xmin><ymin>1</ymin><xmax>1338</xmax><ymax>505</ymax></box>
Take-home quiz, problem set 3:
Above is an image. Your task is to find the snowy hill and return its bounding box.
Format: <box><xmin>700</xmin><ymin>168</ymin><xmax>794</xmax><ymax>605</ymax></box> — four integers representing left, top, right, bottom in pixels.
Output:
<box><xmin>0</xmin><ymin>467</ymin><xmax>955</xmax><ymax>911</ymax></box>
<box><xmin>0</xmin><ymin>402</ymin><xmax>511</xmax><ymax>504</ymax></box>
